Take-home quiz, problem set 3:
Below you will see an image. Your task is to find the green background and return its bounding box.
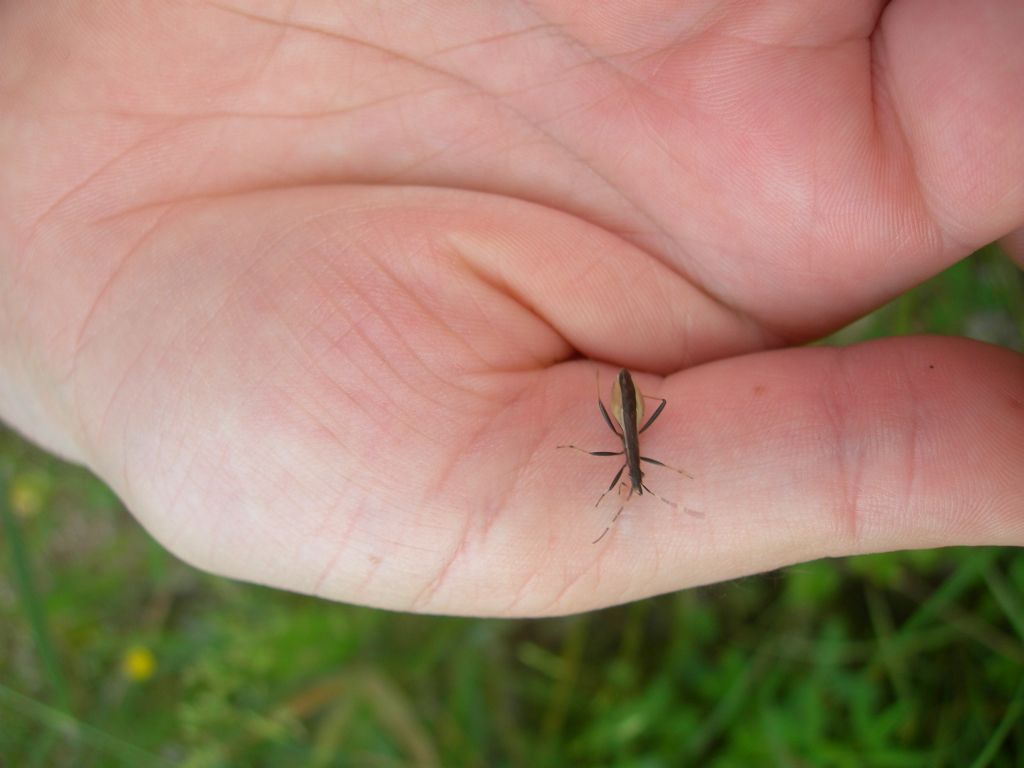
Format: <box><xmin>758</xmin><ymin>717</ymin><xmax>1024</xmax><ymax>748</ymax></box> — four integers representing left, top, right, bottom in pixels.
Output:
<box><xmin>2</xmin><ymin>246</ymin><xmax>1022</xmax><ymax>766</ymax></box>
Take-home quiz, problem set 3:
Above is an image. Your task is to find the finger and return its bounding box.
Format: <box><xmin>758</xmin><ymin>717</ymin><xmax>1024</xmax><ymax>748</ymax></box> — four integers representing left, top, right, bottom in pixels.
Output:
<box><xmin>447</xmin><ymin>197</ymin><xmax>773</xmax><ymax>371</ymax></box>
<box><xmin>881</xmin><ymin>0</ymin><xmax>1024</xmax><ymax>248</ymax></box>
<box><xmin>1000</xmin><ymin>228</ymin><xmax>1024</xmax><ymax>270</ymax></box>
<box><xmin>501</xmin><ymin>336</ymin><xmax>1023</xmax><ymax>616</ymax></box>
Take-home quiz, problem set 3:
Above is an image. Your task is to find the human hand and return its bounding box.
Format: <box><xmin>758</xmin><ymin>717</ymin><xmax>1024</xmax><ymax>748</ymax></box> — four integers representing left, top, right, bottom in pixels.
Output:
<box><xmin>1</xmin><ymin>1</ymin><xmax>1021</xmax><ymax>615</ymax></box>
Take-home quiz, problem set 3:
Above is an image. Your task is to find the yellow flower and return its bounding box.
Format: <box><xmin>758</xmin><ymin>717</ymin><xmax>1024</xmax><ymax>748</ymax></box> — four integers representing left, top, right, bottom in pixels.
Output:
<box><xmin>122</xmin><ymin>646</ymin><xmax>156</xmax><ymax>682</ymax></box>
<box><xmin>8</xmin><ymin>470</ymin><xmax>50</xmax><ymax>518</ymax></box>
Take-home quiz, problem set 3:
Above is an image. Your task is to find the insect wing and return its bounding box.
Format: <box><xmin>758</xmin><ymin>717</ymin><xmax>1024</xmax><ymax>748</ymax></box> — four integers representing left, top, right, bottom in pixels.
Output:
<box><xmin>610</xmin><ymin>372</ymin><xmax>624</xmax><ymax>431</ymax></box>
<box><xmin>611</xmin><ymin>369</ymin><xmax>643</xmax><ymax>431</ymax></box>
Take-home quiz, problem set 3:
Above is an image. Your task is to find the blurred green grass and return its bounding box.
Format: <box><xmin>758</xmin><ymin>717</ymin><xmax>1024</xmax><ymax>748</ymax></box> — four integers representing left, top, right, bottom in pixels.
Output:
<box><xmin>2</xmin><ymin>246</ymin><xmax>1022</xmax><ymax>767</ymax></box>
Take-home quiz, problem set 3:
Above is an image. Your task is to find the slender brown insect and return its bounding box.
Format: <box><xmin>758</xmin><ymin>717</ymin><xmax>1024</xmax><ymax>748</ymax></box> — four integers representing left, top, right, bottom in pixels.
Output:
<box><xmin>559</xmin><ymin>369</ymin><xmax>692</xmax><ymax>542</ymax></box>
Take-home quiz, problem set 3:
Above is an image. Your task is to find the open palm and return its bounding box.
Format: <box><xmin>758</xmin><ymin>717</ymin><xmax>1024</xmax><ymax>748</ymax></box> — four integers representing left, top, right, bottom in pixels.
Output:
<box><xmin>2</xmin><ymin>1</ymin><xmax>1021</xmax><ymax>615</ymax></box>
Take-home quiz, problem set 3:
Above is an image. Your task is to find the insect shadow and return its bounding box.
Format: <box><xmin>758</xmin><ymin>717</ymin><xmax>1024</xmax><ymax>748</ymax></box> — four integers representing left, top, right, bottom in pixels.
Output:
<box><xmin>559</xmin><ymin>368</ymin><xmax>693</xmax><ymax>543</ymax></box>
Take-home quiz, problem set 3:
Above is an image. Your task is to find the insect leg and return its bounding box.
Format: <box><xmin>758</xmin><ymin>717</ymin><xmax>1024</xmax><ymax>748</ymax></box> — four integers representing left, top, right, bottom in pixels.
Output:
<box><xmin>597</xmin><ymin>399</ymin><xmax>622</xmax><ymax>437</ymax></box>
<box><xmin>557</xmin><ymin>445</ymin><xmax>623</xmax><ymax>458</ymax></box>
<box><xmin>594</xmin><ymin>464</ymin><xmax>626</xmax><ymax>508</ymax></box>
<box><xmin>640</xmin><ymin>455</ymin><xmax>694</xmax><ymax>479</ymax></box>
<box><xmin>638</xmin><ymin>398</ymin><xmax>667</xmax><ymax>433</ymax></box>
<box><xmin>591</xmin><ymin>368</ymin><xmax>623</xmax><ymax>437</ymax></box>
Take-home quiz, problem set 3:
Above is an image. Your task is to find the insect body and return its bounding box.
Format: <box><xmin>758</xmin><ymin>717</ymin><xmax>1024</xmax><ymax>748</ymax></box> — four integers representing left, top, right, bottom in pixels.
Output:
<box><xmin>560</xmin><ymin>369</ymin><xmax>692</xmax><ymax>542</ymax></box>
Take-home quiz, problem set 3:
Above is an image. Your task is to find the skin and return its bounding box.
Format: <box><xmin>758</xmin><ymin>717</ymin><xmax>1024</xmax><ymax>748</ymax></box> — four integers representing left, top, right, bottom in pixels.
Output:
<box><xmin>1</xmin><ymin>1</ymin><xmax>1022</xmax><ymax>616</ymax></box>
